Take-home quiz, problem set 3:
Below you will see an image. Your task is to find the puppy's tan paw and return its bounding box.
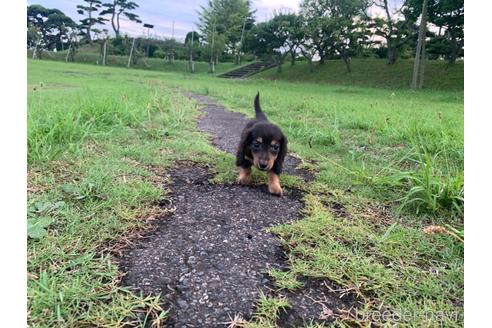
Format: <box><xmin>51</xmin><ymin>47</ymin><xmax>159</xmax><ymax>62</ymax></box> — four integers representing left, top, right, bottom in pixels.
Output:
<box><xmin>268</xmin><ymin>183</ymin><xmax>283</xmax><ymax>196</ymax></box>
<box><xmin>237</xmin><ymin>167</ymin><xmax>251</xmax><ymax>185</ymax></box>
<box><xmin>268</xmin><ymin>171</ymin><xmax>283</xmax><ymax>196</ymax></box>
<box><xmin>236</xmin><ymin>175</ymin><xmax>251</xmax><ymax>185</ymax></box>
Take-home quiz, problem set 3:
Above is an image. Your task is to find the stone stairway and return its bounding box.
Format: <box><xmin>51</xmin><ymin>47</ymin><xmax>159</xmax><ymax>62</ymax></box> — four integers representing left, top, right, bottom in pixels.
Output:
<box><xmin>218</xmin><ymin>61</ymin><xmax>276</xmax><ymax>78</ymax></box>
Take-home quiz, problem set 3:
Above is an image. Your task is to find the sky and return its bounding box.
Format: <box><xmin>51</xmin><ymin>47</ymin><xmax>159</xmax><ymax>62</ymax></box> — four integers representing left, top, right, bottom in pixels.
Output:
<box><xmin>27</xmin><ymin>0</ymin><xmax>406</xmax><ymax>41</ymax></box>
<box><xmin>27</xmin><ymin>0</ymin><xmax>303</xmax><ymax>40</ymax></box>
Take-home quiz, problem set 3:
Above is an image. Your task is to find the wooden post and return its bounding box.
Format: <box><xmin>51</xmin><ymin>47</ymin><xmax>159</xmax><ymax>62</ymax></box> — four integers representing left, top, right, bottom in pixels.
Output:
<box><xmin>411</xmin><ymin>0</ymin><xmax>428</xmax><ymax>89</ymax></box>
<box><xmin>189</xmin><ymin>31</ymin><xmax>195</xmax><ymax>73</ymax></box>
<box><xmin>102</xmin><ymin>39</ymin><xmax>107</xmax><ymax>66</ymax></box>
<box><xmin>65</xmin><ymin>43</ymin><xmax>72</xmax><ymax>63</ymax></box>
<box><xmin>418</xmin><ymin>35</ymin><xmax>427</xmax><ymax>89</ymax></box>
<box><xmin>209</xmin><ymin>18</ymin><xmax>216</xmax><ymax>74</ymax></box>
<box><xmin>236</xmin><ymin>16</ymin><xmax>247</xmax><ymax>65</ymax></box>
<box><xmin>127</xmin><ymin>38</ymin><xmax>136</xmax><ymax>68</ymax></box>
<box><xmin>32</xmin><ymin>40</ymin><xmax>41</xmax><ymax>59</ymax></box>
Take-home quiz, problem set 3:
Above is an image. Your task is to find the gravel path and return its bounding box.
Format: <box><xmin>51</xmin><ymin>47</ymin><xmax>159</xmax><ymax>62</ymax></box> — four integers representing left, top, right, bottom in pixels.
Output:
<box><xmin>118</xmin><ymin>93</ymin><xmax>354</xmax><ymax>327</ymax></box>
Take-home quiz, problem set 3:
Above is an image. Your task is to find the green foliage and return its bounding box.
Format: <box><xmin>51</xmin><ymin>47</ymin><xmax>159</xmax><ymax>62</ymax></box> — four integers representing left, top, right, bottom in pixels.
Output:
<box><xmin>76</xmin><ymin>0</ymin><xmax>107</xmax><ymax>43</ymax></box>
<box><xmin>256</xmin><ymin>58</ymin><xmax>463</xmax><ymax>90</ymax></box>
<box><xmin>198</xmin><ymin>0</ymin><xmax>254</xmax><ymax>58</ymax></box>
<box><xmin>27</xmin><ymin>217</ymin><xmax>54</xmax><ymax>239</ymax></box>
<box><xmin>300</xmin><ymin>0</ymin><xmax>370</xmax><ymax>69</ymax></box>
<box><xmin>27</xmin><ymin>4</ymin><xmax>76</xmax><ymax>50</ymax></box>
<box><xmin>269</xmin><ymin>194</ymin><xmax>464</xmax><ymax>327</ymax></box>
<box><xmin>100</xmin><ymin>0</ymin><xmax>142</xmax><ymax>36</ymax></box>
<box><xmin>27</xmin><ymin>60</ymin><xmax>225</xmax><ymax>326</ymax></box>
<box><xmin>27</xmin><ymin>59</ymin><xmax>463</xmax><ymax>327</ymax></box>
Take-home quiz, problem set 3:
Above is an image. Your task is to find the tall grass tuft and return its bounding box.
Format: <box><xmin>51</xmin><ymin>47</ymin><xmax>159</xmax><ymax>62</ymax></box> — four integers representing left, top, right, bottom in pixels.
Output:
<box><xmin>393</xmin><ymin>150</ymin><xmax>464</xmax><ymax>216</ymax></box>
<box><xmin>355</xmin><ymin>147</ymin><xmax>463</xmax><ymax>218</ymax></box>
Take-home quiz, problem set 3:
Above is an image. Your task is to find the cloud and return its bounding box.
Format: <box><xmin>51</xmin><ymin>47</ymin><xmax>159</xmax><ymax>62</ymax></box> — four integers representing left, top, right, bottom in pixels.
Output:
<box><xmin>252</xmin><ymin>0</ymin><xmax>301</xmax><ymax>21</ymax></box>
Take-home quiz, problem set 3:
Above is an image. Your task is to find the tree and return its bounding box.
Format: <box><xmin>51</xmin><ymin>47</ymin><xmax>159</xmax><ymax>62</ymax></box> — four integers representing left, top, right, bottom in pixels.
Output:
<box><xmin>369</xmin><ymin>0</ymin><xmax>423</xmax><ymax>65</ymax></box>
<box><xmin>27</xmin><ymin>5</ymin><xmax>76</xmax><ymax>51</ymax></box>
<box><xmin>411</xmin><ymin>0</ymin><xmax>428</xmax><ymax>89</ymax></box>
<box><xmin>77</xmin><ymin>0</ymin><xmax>106</xmax><ymax>44</ymax></box>
<box><xmin>426</xmin><ymin>0</ymin><xmax>464</xmax><ymax>65</ymax></box>
<box><xmin>244</xmin><ymin>21</ymin><xmax>286</xmax><ymax>72</ymax></box>
<box><xmin>300</xmin><ymin>0</ymin><xmax>369</xmax><ymax>72</ymax></box>
<box><xmin>198</xmin><ymin>0</ymin><xmax>255</xmax><ymax>63</ymax></box>
<box><xmin>271</xmin><ymin>13</ymin><xmax>304</xmax><ymax>66</ymax></box>
<box><xmin>100</xmin><ymin>0</ymin><xmax>142</xmax><ymax>37</ymax></box>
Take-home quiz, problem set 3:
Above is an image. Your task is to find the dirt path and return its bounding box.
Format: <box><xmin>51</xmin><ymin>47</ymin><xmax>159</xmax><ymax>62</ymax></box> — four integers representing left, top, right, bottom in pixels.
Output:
<box><xmin>118</xmin><ymin>93</ymin><xmax>353</xmax><ymax>327</ymax></box>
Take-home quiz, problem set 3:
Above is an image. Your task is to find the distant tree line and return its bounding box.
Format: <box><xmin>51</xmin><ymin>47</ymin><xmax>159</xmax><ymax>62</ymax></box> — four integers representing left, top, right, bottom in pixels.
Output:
<box><xmin>27</xmin><ymin>0</ymin><xmax>463</xmax><ymax>85</ymax></box>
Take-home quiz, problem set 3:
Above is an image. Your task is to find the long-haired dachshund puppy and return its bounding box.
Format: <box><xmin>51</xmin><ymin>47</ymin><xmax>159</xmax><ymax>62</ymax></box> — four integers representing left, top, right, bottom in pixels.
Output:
<box><xmin>236</xmin><ymin>92</ymin><xmax>287</xmax><ymax>196</ymax></box>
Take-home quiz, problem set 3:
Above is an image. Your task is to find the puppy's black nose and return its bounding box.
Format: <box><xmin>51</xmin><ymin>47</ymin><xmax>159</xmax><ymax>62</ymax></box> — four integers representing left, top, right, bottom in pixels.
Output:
<box><xmin>259</xmin><ymin>161</ymin><xmax>268</xmax><ymax>170</ymax></box>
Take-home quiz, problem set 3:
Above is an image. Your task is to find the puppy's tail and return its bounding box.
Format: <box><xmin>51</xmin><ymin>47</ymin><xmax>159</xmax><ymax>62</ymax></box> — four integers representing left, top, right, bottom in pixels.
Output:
<box><xmin>254</xmin><ymin>92</ymin><xmax>267</xmax><ymax>120</ymax></box>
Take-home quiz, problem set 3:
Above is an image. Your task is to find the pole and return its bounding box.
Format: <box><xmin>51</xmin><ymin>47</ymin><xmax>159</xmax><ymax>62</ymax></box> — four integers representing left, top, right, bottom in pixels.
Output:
<box><xmin>128</xmin><ymin>38</ymin><xmax>136</xmax><ymax>68</ymax></box>
<box><xmin>66</xmin><ymin>43</ymin><xmax>71</xmax><ymax>63</ymax></box>
<box><xmin>209</xmin><ymin>17</ymin><xmax>216</xmax><ymax>74</ymax></box>
<box><xmin>411</xmin><ymin>0</ymin><xmax>428</xmax><ymax>89</ymax></box>
<box><xmin>237</xmin><ymin>16</ymin><xmax>247</xmax><ymax>65</ymax></box>
<box><xmin>102</xmin><ymin>39</ymin><xmax>107</xmax><ymax>65</ymax></box>
<box><xmin>171</xmin><ymin>20</ymin><xmax>175</xmax><ymax>62</ymax></box>
<box><xmin>189</xmin><ymin>30</ymin><xmax>195</xmax><ymax>73</ymax></box>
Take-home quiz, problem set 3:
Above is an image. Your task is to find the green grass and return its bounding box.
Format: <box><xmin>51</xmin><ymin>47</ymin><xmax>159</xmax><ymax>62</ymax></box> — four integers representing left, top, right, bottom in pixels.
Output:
<box><xmin>27</xmin><ymin>60</ymin><xmax>233</xmax><ymax>326</ymax></box>
<box><xmin>27</xmin><ymin>49</ymin><xmax>247</xmax><ymax>75</ymax></box>
<box><xmin>28</xmin><ymin>59</ymin><xmax>463</xmax><ymax>327</ymax></box>
<box><xmin>154</xmin><ymin>69</ymin><xmax>464</xmax><ymax>221</ymax></box>
<box><xmin>255</xmin><ymin>58</ymin><xmax>464</xmax><ymax>90</ymax></box>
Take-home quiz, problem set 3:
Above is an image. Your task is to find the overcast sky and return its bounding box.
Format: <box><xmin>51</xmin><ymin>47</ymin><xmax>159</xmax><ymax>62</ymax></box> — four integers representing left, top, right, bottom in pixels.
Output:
<box><xmin>27</xmin><ymin>0</ymin><xmax>404</xmax><ymax>40</ymax></box>
<box><xmin>27</xmin><ymin>0</ymin><xmax>304</xmax><ymax>40</ymax></box>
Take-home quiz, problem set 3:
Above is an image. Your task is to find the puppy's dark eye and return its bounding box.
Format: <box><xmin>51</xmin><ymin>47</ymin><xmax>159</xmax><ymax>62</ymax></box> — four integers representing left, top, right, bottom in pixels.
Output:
<box><xmin>252</xmin><ymin>142</ymin><xmax>261</xmax><ymax>150</ymax></box>
<box><xmin>270</xmin><ymin>144</ymin><xmax>280</xmax><ymax>152</ymax></box>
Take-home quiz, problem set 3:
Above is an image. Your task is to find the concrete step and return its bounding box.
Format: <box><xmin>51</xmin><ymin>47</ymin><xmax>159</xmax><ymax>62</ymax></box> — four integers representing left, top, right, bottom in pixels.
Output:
<box><xmin>218</xmin><ymin>62</ymin><xmax>275</xmax><ymax>78</ymax></box>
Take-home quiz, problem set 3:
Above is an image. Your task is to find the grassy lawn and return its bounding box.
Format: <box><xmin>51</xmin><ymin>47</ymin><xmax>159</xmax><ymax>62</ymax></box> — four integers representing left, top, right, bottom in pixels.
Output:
<box><xmin>27</xmin><ymin>59</ymin><xmax>463</xmax><ymax>327</ymax></box>
<box><xmin>255</xmin><ymin>58</ymin><xmax>464</xmax><ymax>90</ymax></box>
<box><xmin>27</xmin><ymin>49</ymin><xmax>247</xmax><ymax>75</ymax></box>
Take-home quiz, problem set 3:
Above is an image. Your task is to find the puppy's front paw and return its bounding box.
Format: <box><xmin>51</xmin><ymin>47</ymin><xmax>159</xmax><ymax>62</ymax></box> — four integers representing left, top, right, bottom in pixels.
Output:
<box><xmin>236</xmin><ymin>174</ymin><xmax>251</xmax><ymax>185</ymax></box>
<box><xmin>268</xmin><ymin>171</ymin><xmax>283</xmax><ymax>196</ymax></box>
<box><xmin>268</xmin><ymin>183</ymin><xmax>283</xmax><ymax>196</ymax></box>
<box><xmin>237</xmin><ymin>167</ymin><xmax>251</xmax><ymax>185</ymax></box>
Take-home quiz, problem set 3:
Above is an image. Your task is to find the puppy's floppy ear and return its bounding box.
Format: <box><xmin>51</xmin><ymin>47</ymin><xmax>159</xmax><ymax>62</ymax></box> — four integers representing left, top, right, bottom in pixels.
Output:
<box><xmin>236</xmin><ymin>128</ymin><xmax>253</xmax><ymax>168</ymax></box>
<box><xmin>272</xmin><ymin>134</ymin><xmax>287</xmax><ymax>175</ymax></box>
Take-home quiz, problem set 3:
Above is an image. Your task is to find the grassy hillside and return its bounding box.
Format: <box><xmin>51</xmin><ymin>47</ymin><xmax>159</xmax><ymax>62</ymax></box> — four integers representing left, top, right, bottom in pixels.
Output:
<box><xmin>28</xmin><ymin>60</ymin><xmax>463</xmax><ymax>327</ymax></box>
<box><xmin>255</xmin><ymin>58</ymin><xmax>464</xmax><ymax>90</ymax></box>
<box><xmin>27</xmin><ymin>49</ymin><xmax>245</xmax><ymax>75</ymax></box>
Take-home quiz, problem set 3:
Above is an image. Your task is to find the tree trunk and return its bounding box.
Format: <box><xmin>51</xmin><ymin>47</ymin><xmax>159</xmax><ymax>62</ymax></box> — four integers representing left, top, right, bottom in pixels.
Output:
<box><xmin>418</xmin><ymin>34</ymin><xmax>426</xmax><ymax>89</ymax></box>
<box><xmin>342</xmin><ymin>55</ymin><xmax>352</xmax><ymax>73</ymax></box>
<box><xmin>127</xmin><ymin>38</ymin><xmax>135</xmax><ymax>68</ymax></box>
<box><xmin>87</xmin><ymin>3</ymin><xmax>93</xmax><ymax>44</ymax></box>
<box><xmin>447</xmin><ymin>36</ymin><xmax>458</xmax><ymax>66</ymax></box>
<box><xmin>111</xmin><ymin>0</ymin><xmax>117</xmax><ymax>35</ymax></box>
<box><xmin>309</xmin><ymin>58</ymin><xmax>314</xmax><ymax>72</ymax></box>
<box><xmin>116</xmin><ymin>13</ymin><xmax>121</xmax><ymax>37</ymax></box>
<box><xmin>275</xmin><ymin>56</ymin><xmax>282</xmax><ymax>73</ymax></box>
<box><xmin>411</xmin><ymin>0</ymin><xmax>428</xmax><ymax>89</ymax></box>
<box><xmin>386</xmin><ymin>39</ymin><xmax>397</xmax><ymax>64</ymax></box>
<box><xmin>235</xmin><ymin>51</ymin><xmax>240</xmax><ymax>65</ymax></box>
<box><xmin>65</xmin><ymin>43</ymin><xmax>72</xmax><ymax>62</ymax></box>
<box><xmin>102</xmin><ymin>39</ymin><xmax>107</xmax><ymax>65</ymax></box>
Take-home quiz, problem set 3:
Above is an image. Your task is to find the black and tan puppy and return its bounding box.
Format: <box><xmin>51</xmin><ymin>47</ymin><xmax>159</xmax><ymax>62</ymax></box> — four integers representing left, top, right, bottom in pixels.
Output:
<box><xmin>236</xmin><ymin>92</ymin><xmax>287</xmax><ymax>196</ymax></box>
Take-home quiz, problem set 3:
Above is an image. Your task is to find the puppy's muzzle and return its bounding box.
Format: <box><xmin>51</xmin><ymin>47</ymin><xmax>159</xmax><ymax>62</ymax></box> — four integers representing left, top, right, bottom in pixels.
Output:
<box><xmin>258</xmin><ymin>160</ymin><xmax>268</xmax><ymax>171</ymax></box>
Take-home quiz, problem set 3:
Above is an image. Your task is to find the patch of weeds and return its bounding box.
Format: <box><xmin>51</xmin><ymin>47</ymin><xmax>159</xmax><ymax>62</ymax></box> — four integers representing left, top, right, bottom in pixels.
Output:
<box><xmin>27</xmin><ymin>61</ymin><xmax>229</xmax><ymax>326</ymax></box>
<box><xmin>245</xmin><ymin>292</ymin><xmax>291</xmax><ymax>328</ymax></box>
<box><xmin>267</xmin><ymin>269</ymin><xmax>303</xmax><ymax>290</ymax></box>
<box><xmin>269</xmin><ymin>194</ymin><xmax>463</xmax><ymax>327</ymax></box>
